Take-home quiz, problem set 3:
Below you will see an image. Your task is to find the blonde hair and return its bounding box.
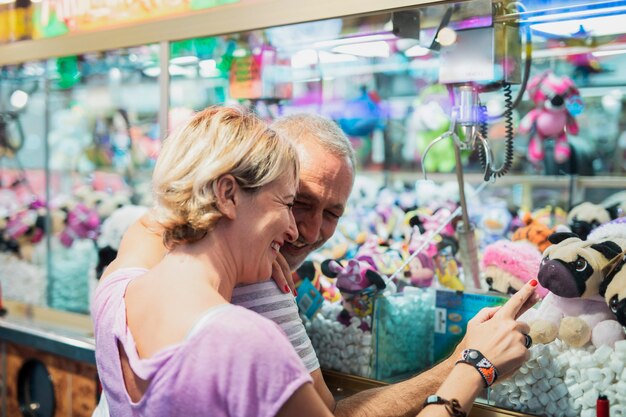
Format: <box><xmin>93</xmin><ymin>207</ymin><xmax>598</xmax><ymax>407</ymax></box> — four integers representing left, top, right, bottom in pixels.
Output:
<box><xmin>152</xmin><ymin>106</ymin><xmax>299</xmax><ymax>248</ymax></box>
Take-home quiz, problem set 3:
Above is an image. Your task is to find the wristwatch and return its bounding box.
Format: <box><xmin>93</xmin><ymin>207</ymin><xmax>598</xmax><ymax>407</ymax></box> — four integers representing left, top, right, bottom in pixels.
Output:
<box><xmin>456</xmin><ymin>349</ymin><xmax>498</xmax><ymax>387</ymax></box>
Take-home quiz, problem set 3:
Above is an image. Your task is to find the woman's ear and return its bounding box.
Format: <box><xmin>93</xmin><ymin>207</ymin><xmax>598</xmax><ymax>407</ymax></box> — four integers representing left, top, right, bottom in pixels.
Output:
<box><xmin>213</xmin><ymin>175</ymin><xmax>240</xmax><ymax>220</ymax></box>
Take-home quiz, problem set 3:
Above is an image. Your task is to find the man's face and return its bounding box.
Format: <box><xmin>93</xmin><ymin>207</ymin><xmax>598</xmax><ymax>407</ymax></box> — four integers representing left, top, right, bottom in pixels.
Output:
<box><xmin>280</xmin><ymin>140</ymin><xmax>354</xmax><ymax>270</ymax></box>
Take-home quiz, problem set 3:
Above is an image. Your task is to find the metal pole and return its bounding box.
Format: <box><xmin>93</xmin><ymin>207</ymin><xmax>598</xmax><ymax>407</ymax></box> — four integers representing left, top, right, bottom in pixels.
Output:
<box><xmin>453</xmin><ymin>144</ymin><xmax>482</xmax><ymax>291</ymax></box>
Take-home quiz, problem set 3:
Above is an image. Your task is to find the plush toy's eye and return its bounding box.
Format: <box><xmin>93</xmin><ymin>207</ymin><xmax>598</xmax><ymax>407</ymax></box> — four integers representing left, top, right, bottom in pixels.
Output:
<box><xmin>574</xmin><ymin>256</ymin><xmax>588</xmax><ymax>272</ymax></box>
<box><xmin>610</xmin><ymin>295</ymin><xmax>619</xmax><ymax>314</ymax></box>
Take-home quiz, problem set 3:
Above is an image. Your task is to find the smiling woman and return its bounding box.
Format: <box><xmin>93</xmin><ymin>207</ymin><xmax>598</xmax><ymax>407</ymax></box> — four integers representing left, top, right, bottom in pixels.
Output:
<box><xmin>91</xmin><ymin>105</ymin><xmax>329</xmax><ymax>417</ymax></box>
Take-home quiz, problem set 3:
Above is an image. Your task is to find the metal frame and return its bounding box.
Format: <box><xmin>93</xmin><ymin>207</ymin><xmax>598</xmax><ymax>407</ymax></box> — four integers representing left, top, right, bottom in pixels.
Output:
<box><xmin>0</xmin><ymin>0</ymin><xmax>451</xmax><ymax>67</ymax></box>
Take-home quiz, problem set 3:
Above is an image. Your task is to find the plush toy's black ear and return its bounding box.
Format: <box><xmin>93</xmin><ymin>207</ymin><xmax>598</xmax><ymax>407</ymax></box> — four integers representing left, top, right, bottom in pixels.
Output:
<box><xmin>605</xmin><ymin>202</ymin><xmax>621</xmax><ymax>220</ymax></box>
<box><xmin>548</xmin><ymin>232</ymin><xmax>579</xmax><ymax>244</ymax></box>
<box><xmin>296</xmin><ymin>261</ymin><xmax>316</xmax><ymax>281</ymax></box>
<box><xmin>590</xmin><ymin>241</ymin><xmax>622</xmax><ymax>260</ymax></box>
<box><xmin>96</xmin><ymin>246</ymin><xmax>118</xmax><ymax>279</ymax></box>
<box><xmin>321</xmin><ymin>259</ymin><xmax>340</xmax><ymax>278</ymax></box>
<box><xmin>365</xmin><ymin>269</ymin><xmax>386</xmax><ymax>290</ymax></box>
<box><xmin>408</xmin><ymin>214</ymin><xmax>426</xmax><ymax>234</ymax></box>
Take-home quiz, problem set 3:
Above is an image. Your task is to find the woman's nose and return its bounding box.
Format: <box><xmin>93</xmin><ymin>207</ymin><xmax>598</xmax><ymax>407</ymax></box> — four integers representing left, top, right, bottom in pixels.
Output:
<box><xmin>285</xmin><ymin>211</ymin><xmax>299</xmax><ymax>243</ymax></box>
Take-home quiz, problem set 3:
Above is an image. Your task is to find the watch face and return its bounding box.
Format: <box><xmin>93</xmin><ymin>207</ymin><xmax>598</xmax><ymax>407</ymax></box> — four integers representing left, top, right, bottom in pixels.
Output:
<box><xmin>17</xmin><ymin>359</ymin><xmax>55</xmax><ymax>417</ymax></box>
<box><xmin>468</xmin><ymin>350</ymin><xmax>479</xmax><ymax>360</ymax></box>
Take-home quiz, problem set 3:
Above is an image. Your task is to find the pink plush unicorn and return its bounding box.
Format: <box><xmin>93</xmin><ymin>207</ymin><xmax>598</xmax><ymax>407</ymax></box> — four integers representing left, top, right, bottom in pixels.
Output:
<box><xmin>519</xmin><ymin>71</ymin><xmax>581</xmax><ymax>164</ymax></box>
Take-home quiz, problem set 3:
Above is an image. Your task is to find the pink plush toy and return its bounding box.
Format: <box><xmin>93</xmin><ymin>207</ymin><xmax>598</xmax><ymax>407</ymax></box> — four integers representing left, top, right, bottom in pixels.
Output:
<box><xmin>519</xmin><ymin>71</ymin><xmax>581</xmax><ymax>164</ymax></box>
<box><xmin>481</xmin><ymin>240</ymin><xmax>548</xmax><ymax>298</ymax></box>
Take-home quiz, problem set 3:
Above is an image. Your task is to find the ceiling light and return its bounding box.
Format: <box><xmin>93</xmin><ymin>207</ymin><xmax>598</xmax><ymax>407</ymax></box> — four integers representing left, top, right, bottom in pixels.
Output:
<box><xmin>10</xmin><ymin>90</ymin><xmax>29</xmax><ymax>110</ymax></box>
<box><xmin>291</xmin><ymin>49</ymin><xmax>319</xmax><ymax>68</ymax></box>
<box><xmin>405</xmin><ymin>45</ymin><xmax>430</xmax><ymax>57</ymax></box>
<box><xmin>170</xmin><ymin>55</ymin><xmax>199</xmax><ymax>65</ymax></box>
<box><xmin>199</xmin><ymin>59</ymin><xmax>217</xmax><ymax>70</ymax></box>
<box><xmin>531</xmin><ymin>14</ymin><xmax>626</xmax><ymax>38</ymax></box>
<box><xmin>436</xmin><ymin>27</ymin><xmax>457</xmax><ymax>46</ymax></box>
<box><xmin>318</xmin><ymin>51</ymin><xmax>358</xmax><ymax>64</ymax></box>
<box><xmin>143</xmin><ymin>67</ymin><xmax>160</xmax><ymax>77</ymax></box>
<box><xmin>332</xmin><ymin>41</ymin><xmax>390</xmax><ymax>58</ymax></box>
<box><xmin>593</xmin><ymin>48</ymin><xmax>626</xmax><ymax>57</ymax></box>
<box><xmin>314</xmin><ymin>33</ymin><xmax>396</xmax><ymax>49</ymax></box>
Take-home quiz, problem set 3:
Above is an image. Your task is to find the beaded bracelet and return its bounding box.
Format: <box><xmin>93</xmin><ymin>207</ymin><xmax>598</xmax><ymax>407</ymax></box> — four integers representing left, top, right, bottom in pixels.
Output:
<box><xmin>423</xmin><ymin>395</ymin><xmax>467</xmax><ymax>417</ymax></box>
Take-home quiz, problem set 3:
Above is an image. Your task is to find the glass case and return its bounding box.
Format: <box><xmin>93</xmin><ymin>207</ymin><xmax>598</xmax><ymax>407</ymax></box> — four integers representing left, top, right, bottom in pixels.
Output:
<box><xmin>1</xmin><ymin>46</ymin><xmax>161</xmax><ymax>313</ymax></box>
<box><xmin>2</xmin><ymin>1</ymin><xmax>626</xmax><ymax>416</ymax></box>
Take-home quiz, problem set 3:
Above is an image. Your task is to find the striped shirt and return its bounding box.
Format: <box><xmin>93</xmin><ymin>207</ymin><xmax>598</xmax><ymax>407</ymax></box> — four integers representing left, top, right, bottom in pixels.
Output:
<box><xmin>231</xmin><ymin>281</ymin><xmax>320</xmax><ymax>373</ymax></box>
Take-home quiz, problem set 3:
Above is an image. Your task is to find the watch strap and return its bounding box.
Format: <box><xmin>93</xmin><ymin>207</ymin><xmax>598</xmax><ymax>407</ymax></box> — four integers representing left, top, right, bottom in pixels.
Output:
<box><xmin>455</xmin><ymin>349</ymin><xmax>498</xmax><ymax>387</ymax></box>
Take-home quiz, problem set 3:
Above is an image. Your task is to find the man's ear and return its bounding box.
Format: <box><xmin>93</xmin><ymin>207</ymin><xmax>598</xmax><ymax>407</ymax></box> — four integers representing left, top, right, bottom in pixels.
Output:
<box><xmin>213</xmin><ymin>174</ymin><xmax>239</xmax><ymax>220</ymax></box>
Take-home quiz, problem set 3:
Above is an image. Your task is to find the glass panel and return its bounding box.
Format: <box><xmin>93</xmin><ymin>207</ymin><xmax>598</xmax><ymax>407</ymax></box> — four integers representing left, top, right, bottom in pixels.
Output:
<box><xmin>42</xmin><ymin>45</ymin><xmax>159</xmax><ymax>314</ymax></box>
<box><xmin>0</xmin><ymin>62</ymin><xmax>48</xmax><ymax>307</ymax></box>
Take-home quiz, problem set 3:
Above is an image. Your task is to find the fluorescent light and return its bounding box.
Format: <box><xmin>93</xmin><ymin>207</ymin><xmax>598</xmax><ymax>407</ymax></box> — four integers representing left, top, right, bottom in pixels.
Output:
<box><xmin>318</xmin><ymin>51</ymin><xmax>358</xmax><ymax>64</ymax></box>
<box><xmin>332</xmin><ymin>41</ymin><xmax>390</xmax><ymax>58</ymax></box>
<box><xmin>10</xmin><ymin>90</ymin><xmax>28</xmax><ymax>110</ymax></box>
<box><xmin>531</xmin><ymin>14</ymin><xmax>626</xmax><ymax>38</ymax></box>
<box><xmin>593</xmin><ymin>49</ymin><xmax>626</xmax><ymax>57</ymax></box>
<box><xmin>169</xmin><ymin>64</ymin><xmax>195</xmax><ymax>77</ymax></box>
<box><xmin>436</xmin><ymin>27</ymin><xmax>457</xmax><ymax>47</ymax></box>
<box><xmin>199</xmin><ymin>59</ymin><xmax>220</xmax><ymax>77</ymax></box>
<box><xmin>405</xmin><ymin>45</ymin><xmax>430</xmax><ymax>57</ymax></box>
<box><xmin>291</xmin><ymin>49</ymin><xmax>319</xmax><ymax>68</ymax></box>
<box><xmin>170</xmin><ymin>56</ymin><xmax>199</xmax><ymax>65</ymax></box>
<box><xmin>314</xmin><ymin>33</ymin><xmax>396</xmax><ymax>49</ymax></box>
<box><xmin>143</xmin><ymin>67</ymin><xmax>160</xmax><ymax>77</ymax></box>
<box><xmin>199</xmin><ymin>59</ymin><xmax>217</xmax><ymax>70</ymax></box>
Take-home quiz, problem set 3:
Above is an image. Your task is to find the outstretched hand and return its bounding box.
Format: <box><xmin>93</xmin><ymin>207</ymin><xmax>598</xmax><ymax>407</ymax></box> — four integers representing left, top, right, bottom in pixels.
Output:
<box><xmin>462</xmin><ymin>281</ymin><xmax>539</xmax><ymax>380</ymax></box>
<box><xmin>271</xmin><ymin>252</ymin><xmax>296</xmax><ymax>295</ymax></box>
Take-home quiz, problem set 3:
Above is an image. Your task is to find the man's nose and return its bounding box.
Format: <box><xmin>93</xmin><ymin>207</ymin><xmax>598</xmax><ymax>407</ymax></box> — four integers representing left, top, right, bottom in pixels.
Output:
<box><xmin>297</xmin><ymin>212</ymin><xmax>322</xmax><ymax>244</ymax></box>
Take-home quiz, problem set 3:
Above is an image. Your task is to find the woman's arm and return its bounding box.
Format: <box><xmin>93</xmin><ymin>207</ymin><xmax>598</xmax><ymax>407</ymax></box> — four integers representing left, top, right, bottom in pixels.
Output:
<box><xmin>101</xmin><ymin>212</ymin><xmax>166</xmax><ymax>280</ymax></box>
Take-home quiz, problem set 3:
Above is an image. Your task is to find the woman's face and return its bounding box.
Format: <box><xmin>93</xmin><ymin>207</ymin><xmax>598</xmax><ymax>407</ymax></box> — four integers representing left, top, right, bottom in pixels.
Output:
<box><xmin>235</xmin><ymin>174</ymin><xmax>298</xmax><ymax>284</ymax></box>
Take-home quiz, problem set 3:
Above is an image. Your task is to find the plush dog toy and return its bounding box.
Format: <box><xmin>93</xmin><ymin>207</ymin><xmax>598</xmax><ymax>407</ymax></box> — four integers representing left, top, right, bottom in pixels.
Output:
<box><xmin>567</xmin><ymin>202</ymin><xmax>611</xmax><ymax>240</ymax></box>
<box><xmin>519</xmin><ymin>70</ymin><xmax>581</xmax><ymax>165</ymax></box>
<box><xmin>599</xmin><ymin>250</ymin><xmax>626</xmax><ymax>327</ymax></box>
<box><xmin>481</xmin><ymin>240</ymin><xmax>548</xmax><ymax>297</ymax></box>
<box><xmin>526</xmin><ymin>230</ymin><xmax>626</xmax><ymax>347</ymax></box>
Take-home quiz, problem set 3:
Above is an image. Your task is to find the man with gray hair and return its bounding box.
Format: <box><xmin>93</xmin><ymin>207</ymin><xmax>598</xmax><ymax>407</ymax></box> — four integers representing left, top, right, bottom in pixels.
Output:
<box><xmin>97</xmin><ymin>112</ymin><xmax>461</xmax><ymax>417</ymax></box>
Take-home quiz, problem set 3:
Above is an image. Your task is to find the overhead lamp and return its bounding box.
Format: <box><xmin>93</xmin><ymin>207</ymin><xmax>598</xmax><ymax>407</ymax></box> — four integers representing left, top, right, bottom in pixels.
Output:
<box><xmin>143</xmin><ymin>66</ymin><xmax>161</xmax><ymax>77</ymax></box>
<box><xmin>232</xmin><ymin>48</ymin><xmax>248</xmax><ymax>57</ymax></box>
<box><xmin>10</xmin><ymin>90</ymin><xmax>29</xmax><ymax>110</ymax></box>
<box><xmin>318</xmin><ymin>51</ymin><xmax>358</xmax><ymax>64</ymax></box>
<box><xmin>291</xmin><ymin>49</ymin><xmax>319</xmax><ymax>68</ymax></box>
<box><xmin>170</xmin><ymin>55</ymin><xmax>199</xmax><ymax>65</ymax></box>
<box><xmin>332</xmin><ymin>41</ymin><xmax>390</xmax><ymax>58</ymax></box>
<box><xmin>593</xmin><ymin>48</ymin><xmax>626</xmax><ymax>57</ymax></box>
<box><xmin>530</xmin><ymin>14</ymin><xmax>626</xmax><ymax>38</ymax></box>
<box><xmin>404</xmin><ymin>45</ymin><xmax>430</xmax><ymax>57</ymax></box>
<box><xmin>314</xmin><ymin>33</ymin><xmax>396</xmax><ymax>49</ymax></box>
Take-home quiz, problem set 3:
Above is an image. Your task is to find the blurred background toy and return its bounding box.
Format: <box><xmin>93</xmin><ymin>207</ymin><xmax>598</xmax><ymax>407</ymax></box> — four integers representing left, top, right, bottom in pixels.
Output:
<box><xmin>519</xmin><ymin>70</ymin><xmax>582</xmax><ymax>168</ymax></box>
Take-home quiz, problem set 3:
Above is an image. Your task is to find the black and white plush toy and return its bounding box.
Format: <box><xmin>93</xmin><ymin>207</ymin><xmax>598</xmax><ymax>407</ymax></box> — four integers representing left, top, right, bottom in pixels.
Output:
<box><xmin>96</xmin><ymin>205</ymin><xmax>148</xmax><ymax>278</ymax></box>
<box><xmin>567</xmin><ymin>202</ymin><xmax>611</xmax><ymax>241</ymax></box>
<box><xmin>521</xmin><ymin>225</ymin><xmax>626</xmax><ymax>347</ymax></box>
<box><xmin>600</xmin><ymin>251</ymin><xmax>626</xmax><ymax>327</ymax></box>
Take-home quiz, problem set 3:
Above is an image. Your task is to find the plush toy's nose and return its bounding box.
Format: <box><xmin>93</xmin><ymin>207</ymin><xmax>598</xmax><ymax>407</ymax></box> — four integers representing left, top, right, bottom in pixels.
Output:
<box><xmin>609</xmin><ymin>295</ymin><xmax>626</xmax><ymax>327</ymax></box>
<box><xmin>551</xmin><ymin>95</ymin><xmax>565</xmax><ymax>107</ymax></box>
<box><xmin>538</xmin><ymin>259</ymin><xmax>581</xmax><ymax>297</ymax></box>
